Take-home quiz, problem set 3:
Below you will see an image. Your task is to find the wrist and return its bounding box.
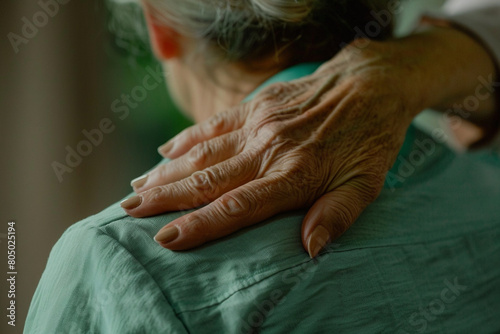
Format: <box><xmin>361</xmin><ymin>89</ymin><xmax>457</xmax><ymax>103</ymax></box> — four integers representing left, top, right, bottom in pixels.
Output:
<box><xmin>396</xmin><ymin>26</ymin><xmax>497</xmax><ymax>118</ymax></box>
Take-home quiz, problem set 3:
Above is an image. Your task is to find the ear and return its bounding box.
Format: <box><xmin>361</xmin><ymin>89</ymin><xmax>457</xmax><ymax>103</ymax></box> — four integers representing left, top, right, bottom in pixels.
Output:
<box><xmin>144</xmin><ymin>11</ymin><xmax>180</xmax><ymax>60</ymax></box>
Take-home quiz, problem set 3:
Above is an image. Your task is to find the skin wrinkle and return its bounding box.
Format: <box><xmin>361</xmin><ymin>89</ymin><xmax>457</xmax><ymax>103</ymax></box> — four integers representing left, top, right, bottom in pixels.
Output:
<box><xmin>257</xmin><ymin>142</ymin><xmax>287</xmax><ymax>177</ymax></box>
<box><xmin>123</xmin><ymin>7</ymin><xmax>498</xmax><ymax>254</ymax></box>
<box><xmin>190</xmin><ymin>170</ymin><xmax>220</xmax><ymax>200</ymax></box>
<box><xmin>168</xmin><ymin>51</ymin><xmax>397</xmax><ymax>223</ymax></box>
<box><xmin>193</xmin><ymin>156</ymin><xmax>254</xmax><ymax>205</ymax></box>
<box><xmin>248</xmin><ymin>97</ymin><xmax>302</xmax><ymax>126</ymax></box>
<box><xmin>323</xmin><ymin>187</ymin><xmax>360</xmax><ymax>235</ymax></box>
<box><xmin>252</xmin><ymin>175</ymin><xmax>293</xmax><ymax>208</ymax></box>
<box><xmin>236</xmin><ymin>76</ymin><xmax>350</xmax><ymax>188</ymax></box>
<box><xmin>254</xmin><ymin>78</ymin><xmax>386</xmax><ymax>205</ymax></box>
<box><xmin>299</xmin><ymin>72</ymin><xmax>340</xmax><ymax>112</ymax></box>
<box><xmin>293</xmin><ymin>85</ymin><xmax>396</xmax><ymax>196</ymax></box>
<box><xmin>188</xmin><ymin>141</ymin><xmax>213</xmax><ymax>169</ymax></box>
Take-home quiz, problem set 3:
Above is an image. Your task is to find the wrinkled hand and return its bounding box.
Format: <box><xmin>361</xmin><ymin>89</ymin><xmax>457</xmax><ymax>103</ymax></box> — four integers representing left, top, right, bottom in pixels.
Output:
<box><xmin>121</xmin><ymin>38</ymin><xmax>422</xmax><ymax>257</ymax></box>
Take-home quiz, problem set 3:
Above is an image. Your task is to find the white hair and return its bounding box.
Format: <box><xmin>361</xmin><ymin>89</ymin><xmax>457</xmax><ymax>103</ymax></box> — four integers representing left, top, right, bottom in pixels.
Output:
<box><xmin>109</xmin><ymin>0</ymin><xmax>393</xmax><ymax>66</ymax></box>
<box><xmin>142</xmin><ymin>0</ymin><xmax>318</xmax><ymax>62</ymax></box>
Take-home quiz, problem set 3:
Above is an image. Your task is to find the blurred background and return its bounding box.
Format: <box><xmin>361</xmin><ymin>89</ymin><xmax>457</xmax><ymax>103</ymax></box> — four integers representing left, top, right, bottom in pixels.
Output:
<box><xmin>0</xmin><ymin>0</ymin><xmax>444</xmax><ymax>332</ymax></box>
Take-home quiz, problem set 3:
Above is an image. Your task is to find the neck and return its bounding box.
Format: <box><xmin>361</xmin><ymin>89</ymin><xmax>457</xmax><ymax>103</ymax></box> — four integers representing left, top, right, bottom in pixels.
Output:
<box><xmin>164</xmin><ymin>59</ymin><xmax>282</xmax><ymax>122</ymax></box>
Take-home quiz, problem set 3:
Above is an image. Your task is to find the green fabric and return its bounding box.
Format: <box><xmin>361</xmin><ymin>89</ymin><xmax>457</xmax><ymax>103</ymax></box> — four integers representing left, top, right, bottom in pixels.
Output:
<box><xmin>25</xmin><ymin>64</ymin><xmax>500</xmax><ymax>334</ymax></box>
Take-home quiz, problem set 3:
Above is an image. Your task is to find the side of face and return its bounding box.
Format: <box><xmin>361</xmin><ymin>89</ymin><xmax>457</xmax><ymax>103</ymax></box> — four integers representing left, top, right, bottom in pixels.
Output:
<box><xmin>143</xmin><ymin>6</ymin><xmax>196</xmax><ymax>118</ymax></box>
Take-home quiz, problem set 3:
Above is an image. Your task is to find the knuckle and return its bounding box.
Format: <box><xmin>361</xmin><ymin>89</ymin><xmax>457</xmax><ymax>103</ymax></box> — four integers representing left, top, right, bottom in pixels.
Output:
<box><xmin>257</xmin><ymin>82</ymin><xmax>290</xmax><ymax>102</ymax></box>
<box><xmin>217</xmin><ymin>193</ymin><xmax>255</xmax><ymax>218</ymax></box>
<box><xmin>265</xmin><ymin>83</ymin><xmax>291</xmax><ymax>101</ymax></box>
<box><xmin>207</xmin><ymin>113</ymin><xmax>226</xmax><ymax>134</ymax></box>
<box><xmin>147</xmin><ymin>187</ymin><xmax>169</xmax><ymax>204</ymax></box>
<box><xmin>263</xmin><ymin>82</ymin><xmax>309</xmax><ymax>104</ymax></box>
<box><xmin>189</xmin><ymin>170</ymin><xmax>219</xmax><ymax>199</ymax></box>
<box><xmin>260</xmin><ymin>80</ymin><xmax>312</xmax><ymax>107</ymax></box>
<box><xmin>249</xmin><ymin>82</ymin><xmax>303</xmax><ymax>116</ymax></box>
<box><xmin>188</xmin><ymin>141</ymin><xmax>212</xmax><ymax>169</ymax></box>
<box><xmin>249</xmin><ymin>121</ymin><xmax>287</xmax><ymax>150</ymax></box>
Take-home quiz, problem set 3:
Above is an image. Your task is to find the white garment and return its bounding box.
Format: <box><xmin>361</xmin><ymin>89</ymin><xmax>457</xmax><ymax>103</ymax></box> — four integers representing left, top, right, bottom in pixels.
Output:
<box><xmin>444</xmin><ymin>0</ymin><xmax>500</xmax><ymax>15</ymax></box>
<box><xmin>416</xmin><ymin>0</ymin><xmax>500</xmax><ymax>151</ymax></box>
<box><xmin>441</xmin><ymin>0</ymin><xmax>500</xmax><ymax>65</ymax></box>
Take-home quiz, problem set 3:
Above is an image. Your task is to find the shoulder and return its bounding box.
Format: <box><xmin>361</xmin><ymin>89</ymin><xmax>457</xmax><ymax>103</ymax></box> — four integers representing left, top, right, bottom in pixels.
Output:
<box><xmin>25</xmin><ymin>200</ymin><xmax>189</xmax><ymax>334</ymax></box>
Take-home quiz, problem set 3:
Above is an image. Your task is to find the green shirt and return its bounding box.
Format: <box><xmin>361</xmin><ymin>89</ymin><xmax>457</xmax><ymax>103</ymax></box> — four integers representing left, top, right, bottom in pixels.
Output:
<box><xmin>25</xmin><ymin>64</ymin><xmax>500</xmax><ymax>334</ymax></box>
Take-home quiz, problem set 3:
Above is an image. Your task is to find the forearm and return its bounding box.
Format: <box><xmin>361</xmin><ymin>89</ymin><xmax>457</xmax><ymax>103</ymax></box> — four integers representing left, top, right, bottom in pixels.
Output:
<box><xmin>349</xmin><ymin>26</ymin><xmax>497</xmax><ymax>128</ymax></box>
<box><xmin>403</xmin><ymin>26</ymin><xmax>497</xmax><ymax>123</ymax></box>
<box><xmin>421</xmin><ymin>0</ymin><xmax>500</xmax><ymax>139</ymax></box>
<box><xmin>438</xmin><ymin>0</ymin><xmax>500</xmax><ymax>68</ymax></box>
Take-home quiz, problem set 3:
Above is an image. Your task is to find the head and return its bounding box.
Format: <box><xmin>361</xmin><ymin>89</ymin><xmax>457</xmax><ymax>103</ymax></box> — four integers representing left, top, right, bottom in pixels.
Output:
<box><xmin>139</xmin><ymin>0</ymin><xmax>393</xmax><ymax>121</ymax></box>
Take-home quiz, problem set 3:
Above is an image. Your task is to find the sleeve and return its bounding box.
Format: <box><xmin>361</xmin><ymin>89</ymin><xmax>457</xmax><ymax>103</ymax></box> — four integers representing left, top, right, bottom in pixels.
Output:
<box><xmin>24</xmin><ymin>224</ymin><xmax>188</xmax><ymax>334</ymax></box>
<box><xmin>422</xmin><ymin>0</ymin><xmax>500</xmax><ymax>152</ymax></box>
<box><xmin>424</xmin><ymin>0</ymin><xmax>500</xmax><ymax>67</ymax></box>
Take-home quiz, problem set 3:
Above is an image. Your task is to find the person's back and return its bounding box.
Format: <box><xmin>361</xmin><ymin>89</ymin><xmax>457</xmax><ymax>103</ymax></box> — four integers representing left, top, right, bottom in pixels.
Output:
<box><xmin>24</xmin><ymin>0</ymin><xmax>500</xmax><ymax>332</ymax></box>
<box><xmin>25</xmin><ymin>64</ymin><xmax>500</xmax><ymax>333</ymax></box>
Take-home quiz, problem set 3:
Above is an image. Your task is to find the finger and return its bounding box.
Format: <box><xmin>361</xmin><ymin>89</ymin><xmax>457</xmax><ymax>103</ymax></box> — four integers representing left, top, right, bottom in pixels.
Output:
<box><xmin>123</xmin><ymin>151</ymin><xmax>260</xmax><ymax>217</ymax></box>
<box><xmin>152</xmin><ymin>174</ymin><xmax>296</xmax><ymax>250</ymax></box>
<box><xmin>132</xmin><ymin>130</ymin><xmax>244</xmax><ymax>193</ymax></box>
<box><xmin>301</xmin><ymin>182</ymin><xmax>376</xmax><ymax>258</ymax></box>
<box><xmin>158</xmin><ymin>106</ymin><xmax>248</xmax><ymax>159</ymax></box>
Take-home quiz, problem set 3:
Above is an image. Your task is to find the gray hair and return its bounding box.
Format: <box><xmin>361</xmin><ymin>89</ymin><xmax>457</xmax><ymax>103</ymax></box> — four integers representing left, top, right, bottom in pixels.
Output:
<box><xmin>119</xmin><ymin>0</ymin><xmax>393</xmax><ymax>66</ymax></box>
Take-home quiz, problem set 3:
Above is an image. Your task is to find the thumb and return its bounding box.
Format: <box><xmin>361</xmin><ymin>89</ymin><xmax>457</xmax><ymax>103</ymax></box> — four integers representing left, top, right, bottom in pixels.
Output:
<box><xmin>301</xmin><ymin>183</ymin><xmax>373</xmax><ymax>258</ymax></box>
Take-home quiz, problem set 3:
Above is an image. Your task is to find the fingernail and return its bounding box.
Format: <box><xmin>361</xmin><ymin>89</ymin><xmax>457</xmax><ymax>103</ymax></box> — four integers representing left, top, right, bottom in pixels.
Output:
<box><xmin>120</xmin><ymin>196</ymin><xmax>142</xmax><ymax>210</ymax></box>
<box><xmin>306</xmin><ymin>225</ymin><xmax>331</xmax><ymax>258</ymax></box>
<box><xmin>158</xmin><ymin>141</ymin><xmax>174</xmax><ymax>156</ymax></box>
<box><xmin>131</xmin><ymin>174</ymin><xmax>148</xmax><ymax>189</ymax></box>
<box><xmin>154</xmin><ymin>226</ymin><xmax>179</xmax><ymax>244</ymax></box>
